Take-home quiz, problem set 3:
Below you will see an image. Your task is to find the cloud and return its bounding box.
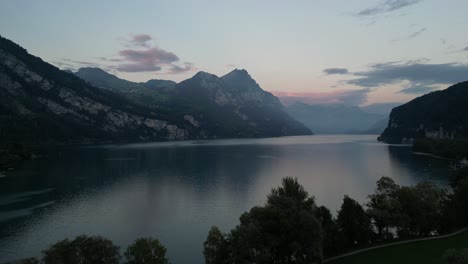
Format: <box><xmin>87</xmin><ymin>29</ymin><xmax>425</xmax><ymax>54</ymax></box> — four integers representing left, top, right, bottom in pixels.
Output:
<box><xmin>464</xmin><ymin>46</ymin><xmax>468</xmax><ymax>51</ymax></box>
<box><xmin>357</xmin><ymin>0</ymin><xmax>422</xmax><ymax>16</ymax></box>
<box><xmin>345</xmin><ymin>62</ymin><xmax>468</xmax><ymax>88</ymax></box>
<box><xmin>407</xmin><ymin>27</ymin><xmax>426</xmax><ymax>39</ymax></box>
<box><xmin>111</xmin><ymin>34</ymin><xmax>195</xmax><ymax>74</ymax></box>
<box><xmin>273</xmin><ymin>89</ymin><xmax>370</xmax><ymax>106</ymax></box>
<box><xmin>391</xmin><ymin>26</ymin><xmax>426</xmax><ymax>42</ymax></box>
<box><xmin>115</xmin><ymin>47</ymin><xmax>179</xmax><ymax>72</ymax></box>
<box><xmin>323</xmin><ymin>68</ymin><xmax>349</xmax><ymax>75</ymax></box>
<box><xmin>131</xmin><ymin>34</ymin><xmax>152</xmax><ymax>47</ymax></box>
<box><xmin>168</xmin><ymin>62</ymin><xmax>195</xmax><ymax>74</ymax></box>
<box><xmin>398</xmin><ymin>85</ymin><xmax>438</xmax><ymax>94</ymax></box>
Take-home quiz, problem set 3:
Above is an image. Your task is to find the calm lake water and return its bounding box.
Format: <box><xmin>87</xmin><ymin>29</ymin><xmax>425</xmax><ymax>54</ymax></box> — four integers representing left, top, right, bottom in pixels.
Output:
<box><xmin>0</xmin><ymin>135</ymin><xmax>453</xmax><ymax>263</ymax></box>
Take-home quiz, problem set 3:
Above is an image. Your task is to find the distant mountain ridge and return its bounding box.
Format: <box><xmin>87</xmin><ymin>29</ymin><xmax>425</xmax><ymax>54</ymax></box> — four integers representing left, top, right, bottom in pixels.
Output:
<box><xmin>285</xmin><ymin>102</ymin><xmax>387</xmax><ymax>134</ymax></box>
<box><xmin>0</xmin><ymin>35</ymin><xmax>311</xmax><ymax>144</ymax></box>
<box><xmin>379</xmin><ymin>81</ymin><xmax>468</xmax><ymax>143</ymax></box>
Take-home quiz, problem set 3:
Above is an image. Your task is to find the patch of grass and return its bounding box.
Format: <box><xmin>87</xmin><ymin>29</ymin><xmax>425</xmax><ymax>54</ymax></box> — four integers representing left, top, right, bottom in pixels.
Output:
<box><xmin>328</xmin><ymin>230</ymin><xmax>468</xmax><ymax>264</ymax></box>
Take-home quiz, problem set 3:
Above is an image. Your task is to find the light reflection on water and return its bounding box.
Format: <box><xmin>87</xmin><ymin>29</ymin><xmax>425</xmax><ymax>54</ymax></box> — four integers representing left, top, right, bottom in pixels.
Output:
<box><xmin>0</xmin><ymin>135</ymin><xmax>451</xmax><ymax>263</ymax></box>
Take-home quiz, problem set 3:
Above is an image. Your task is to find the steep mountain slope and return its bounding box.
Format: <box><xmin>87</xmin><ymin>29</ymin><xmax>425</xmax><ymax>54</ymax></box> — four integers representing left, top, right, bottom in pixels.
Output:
<box><xmin>0</xmin><ymin>36</ymin><xmax>192</xmax><ymax>143</ymax></box>
<box><xmin>75</xmin><ymin>67</ymin><xmax>176</xmax><ymax>91</ymax></box>
<box><xmin>76</xmin><ymin>67</ymin><xmax>311</xmax><ymax>138</ymax></box>
<box><xmin>0</xmin><ymin>35</ymin><xmax>310</xmax><ymax>143</ymax></box>
<box><xmin>285</xmin><ymin>102</ymin><xmax>385</xmax><ymax>134</ymax></box>
<box><xmin>75</xmin><ymin>67</ymin><xmax>173</xmax><ymax>107</ymax></box>
<box><xmin>173</xmin><ymin>70</ymin><xmax>312</xmax><ymax>137</ymax></box>
<box><xmin>379</xmin><ymin>81</ymin><xmax>468</xmax><ymax>143</ymax></box>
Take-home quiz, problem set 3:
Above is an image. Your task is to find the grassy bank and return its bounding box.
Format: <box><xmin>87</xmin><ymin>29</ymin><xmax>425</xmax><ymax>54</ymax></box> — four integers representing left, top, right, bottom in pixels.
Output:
<box><xmin>328</xmin><ymin>230</ymin><xmax>468</xmax><ymax>264</ymax></box>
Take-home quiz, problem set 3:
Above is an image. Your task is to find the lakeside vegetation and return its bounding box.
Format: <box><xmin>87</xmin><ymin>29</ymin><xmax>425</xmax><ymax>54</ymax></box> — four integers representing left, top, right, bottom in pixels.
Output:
<box><xmin>413</xmin><ymin>138</ymin><xmax>468</xmax><ymax>161</ymax></box>
<box><xmin>6</xmin><ymin>168</ymin><xmax>468</xmax><ymax>264</ymax></box>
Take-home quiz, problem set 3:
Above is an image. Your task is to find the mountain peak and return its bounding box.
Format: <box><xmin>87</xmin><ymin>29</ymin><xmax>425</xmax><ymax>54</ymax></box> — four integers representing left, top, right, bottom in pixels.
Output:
<box><xmin>223</xmin><ymin>68</ymin><xmax>251</xmax><ymax>79</ymax></box>
<box><xmin>222</xmin><ymin>68</ymin><xmax>261</xmax><ymax>92</ymax></box>
<box><xmin>192</xmin><ymin>71</ymin><xmax>219</xmax><ymax>80</ymax></box>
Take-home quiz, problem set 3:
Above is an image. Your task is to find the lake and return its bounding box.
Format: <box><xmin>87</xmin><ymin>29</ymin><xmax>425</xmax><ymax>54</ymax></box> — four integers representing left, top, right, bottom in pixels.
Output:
<box><xmin>0</xmin><ymin>135</ymin><xmax>453</xmax><ymax>263</ymax></box>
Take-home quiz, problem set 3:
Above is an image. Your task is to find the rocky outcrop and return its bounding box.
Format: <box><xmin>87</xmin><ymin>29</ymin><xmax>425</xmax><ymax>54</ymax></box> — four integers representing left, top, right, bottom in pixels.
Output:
<box><xmin>0</xmin><ymin>35</ymin><xmax>189</xmax><ymax>143</ymax></box>
<box><xmin>379</xmin><ymin>81</ymin><xmax>468</xmax><ymax>144</ymax></box>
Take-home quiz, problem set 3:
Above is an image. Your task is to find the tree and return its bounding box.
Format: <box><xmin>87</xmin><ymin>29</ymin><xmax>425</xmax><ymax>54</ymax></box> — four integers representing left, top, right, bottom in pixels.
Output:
<box><xmin>124</xmin><ymin>237</ymin><xmax>169</xmax><ymax>264</ymax></box>
<box><xmin>42</xmin><ymin>235</ymin><xmax>120</xmax><ymax>264</ymax></box>
<box><xmin>228</xmin><ymin>177</ymin><xmax>323</xmax><ymax>263</ymax></box>
<box><xmin>204</xmin><ymin>226</ymin><xmax>228</xmax><ymax>264</ymax></box>
<box><xmin>450</xmin><ymin>177</ymin><xmax>468</xmax><ymax>227</ymax></box>
<box><xmin>366</xmin><ymin>177</ymin><xmax>400</xmax><ymax>240</ymax></box>
<box><xmin>395</xmin><ymin>182</ymin><xmax>448</xmax><ymax>237</ymax></box>
<box><xmin>337</xmin><ymin>195</ymin><xmax>371</xmax><ymax>249</ymax></box>
<box><xmin>4</xmin><ymin>258</ymin><xmax>39</xmax><ymax>264</ymax></box>
<box><xmin>316</xmin><ymin>206</ymin><xmax>342</xmax><ymax>257</ymax></box>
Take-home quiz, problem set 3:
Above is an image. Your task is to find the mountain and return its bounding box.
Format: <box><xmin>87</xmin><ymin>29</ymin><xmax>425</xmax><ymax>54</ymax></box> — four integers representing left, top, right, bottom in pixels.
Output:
<box><xmin>364</xmin><ymin>117</ymin><xmax>389</xmax><ymax>134</ymax></box>
<box><xmin>75</xmin><ymin>67</ymin><xmax>176</xmax><ymax>91</ymax></box>
<box><xmin>172</xmin><ymin>70</ymin><xmax>311</xmax><ymax>137</ymax></box>
<box><xmin>379</xmin><ymin>81</ymin><xmax>468</xmax><ymax>144</ymax></box>
<box><xmin>0</xmin><ymin>35</ymin><xmax>310</xmax><ymax>144</ymax></box>
<box><xmin>77</xmin><ymin>67</ymin><xmax>311</xmax><ymax>138</ymax></box>
<box><xmin>361</xmin><ymin>103</ymin><xmax>402</xmax><ymax>116</ymax></box>
<box><xmin>0</xmin><ymin>35</ymin><xmax>192</xmax><ymax>143</ymax></box>
<box><xmin>285</xmin><ymin>102</ymin><xmax>385</xmax><ymax>134</ymax></box>
<box><xmin>75</xmin><ymin>67</ymin><xmax>174</xmax><ymax>107</ymax></box>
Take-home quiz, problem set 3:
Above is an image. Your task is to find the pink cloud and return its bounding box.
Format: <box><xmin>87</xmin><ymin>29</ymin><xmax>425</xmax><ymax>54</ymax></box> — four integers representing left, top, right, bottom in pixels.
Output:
<box><xmin>112</xmin><ymin>33</ymin><xmax>195</xmax><ymax>74</ymax></box>
<box><xmin>130</xmin><ymin>34</ymin><xmax>152</xmax><ymax>47</ymax></box>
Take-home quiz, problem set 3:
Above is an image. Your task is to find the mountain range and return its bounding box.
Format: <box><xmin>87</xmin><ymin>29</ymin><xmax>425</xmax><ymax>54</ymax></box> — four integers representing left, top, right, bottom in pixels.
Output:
<box><xmin>0</xmin><ymin>35</ymin><xmax>311</xmax><ymax>144</ymax></box>
<box><xmin>285</xmin><ymin>102</ymin><xmax>390</xmax><ymax>134</ymax></box>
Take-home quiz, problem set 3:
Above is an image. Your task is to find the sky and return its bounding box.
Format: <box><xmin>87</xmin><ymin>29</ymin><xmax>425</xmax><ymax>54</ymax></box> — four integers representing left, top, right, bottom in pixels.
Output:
<box><xmin>1</xmin><ymin>0</ymin><xmax>468</xmax><ymax>106</ymax></box>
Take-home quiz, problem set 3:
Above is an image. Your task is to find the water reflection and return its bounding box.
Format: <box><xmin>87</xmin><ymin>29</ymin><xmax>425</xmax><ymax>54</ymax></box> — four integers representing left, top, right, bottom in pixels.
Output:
<box><xmin>0</xmin><ymin>135</ymin><xmax>451</xmax><ymax>263</ymax></box>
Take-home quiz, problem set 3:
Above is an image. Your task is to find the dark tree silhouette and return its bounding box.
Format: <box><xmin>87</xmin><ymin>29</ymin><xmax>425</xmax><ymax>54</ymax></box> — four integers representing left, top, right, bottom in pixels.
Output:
<box><xmin>204</xmin><ymin>226</ymin><xmax>228</xmax><ymax>264</ymax></box>
<box><xmin>124</xmin><ymin>237</ymin><xmax>169</xmax><ymax>264</ymax></box>
<box><xmin>337</xmin><ymin>195</ymin><xmax>371</xmax><ymax>248</ymax></box>
<box><xmin>42</xmin><ymin>235</ymin><xmax>120</xmax><ymax>264</ymax></box>
<box><xmin>228</xmin><ymin>177</ymin><xmax>323</xmax><ymax>263</ymax></box>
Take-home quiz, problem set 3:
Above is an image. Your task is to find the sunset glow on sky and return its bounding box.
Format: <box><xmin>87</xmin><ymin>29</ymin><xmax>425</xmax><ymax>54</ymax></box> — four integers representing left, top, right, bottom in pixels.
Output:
<box><xmin>1</xmin><ymin>0</ymin><xmax>468</xmax><ymax>105</ymax></box>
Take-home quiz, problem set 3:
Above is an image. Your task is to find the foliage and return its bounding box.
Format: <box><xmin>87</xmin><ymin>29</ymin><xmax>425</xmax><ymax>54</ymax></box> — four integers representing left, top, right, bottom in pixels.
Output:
<box><xmin>316</xmin><ymin>206</ymin><xmax>343</xmax><ymax>257</ymax></box>
<box><xmin>203</xmin><ymin>226</ymin><xmax>228</xmax><ymax>264</ymax></box>
<box><xmin>336</xmin><ymin>195</ymin><xmax>371</xmax><ymax>248</ymax></box>
<box><xmin>366</xmin><ymin>177</ymin><xmax>399</xmax><ymax>240</ymax></box>
<box><xmin>42</xmin><ymin>235</ymin><xmax>120</xmax><ymax>264</ymax></box>
<box><xmin>124</xmin><ymin>237</ymin><xmax>169</xmax><ymax>264</ymax></box>
<box><xmin>207</xmin><ymin>177</ymin><xmax>323</xmax><ymax>264</ymax></box>
<box><xmin>395</xmin><ymin>182</ymin><xmax>448</xmax><ymax>237</ymax></box>
<box><xmin>3</xmin><ymin>258</ymin><xmax>39</xmax><ymax>264</ymax></box>
<box><xmin>413</xmin><ymin>138</ymin><xmax>468</xmax><ymax>160</ymax></box>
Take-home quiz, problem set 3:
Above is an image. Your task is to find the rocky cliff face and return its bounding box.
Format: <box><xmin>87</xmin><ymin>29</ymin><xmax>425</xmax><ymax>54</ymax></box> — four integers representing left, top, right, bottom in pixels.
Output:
<box><xmin>0</xmin><ymin>35</ymin><xmax>311</xmax><ymax>143</ymax></box>
<box><xmin>379</xmin><ymin>81</ymin><xmax>468</xmax><ymax>144</ymax></box>
<box><xmin>174</xmin><ymin>69</ymin><xmax>312</xmax><ymax>137</ymax></box>
<box><xmin>0</xmin><ymin>35</ymin><xmax>189</xmax><ymax>143</ymax></box>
